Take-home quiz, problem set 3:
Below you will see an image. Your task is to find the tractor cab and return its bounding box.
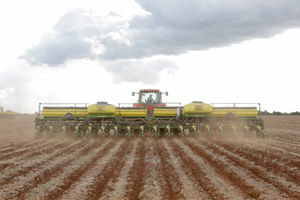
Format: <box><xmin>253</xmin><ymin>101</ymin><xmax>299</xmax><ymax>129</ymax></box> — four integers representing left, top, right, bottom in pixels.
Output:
<box><xmin>132</xmin><ymin>89</ymin><xmax>167</xmax><ymax>107</ymax></box>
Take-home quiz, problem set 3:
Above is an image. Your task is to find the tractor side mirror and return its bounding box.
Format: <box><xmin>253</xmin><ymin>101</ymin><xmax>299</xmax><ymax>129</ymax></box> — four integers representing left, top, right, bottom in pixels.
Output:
<box><xmin>132</xmin><ymin>92</ymin><xmax>135</xmax><ymax>96</ymax></box>
<box><xmin>166</xmin><ymin>91</ymin><xmax>169</xmax><ymax>96</ymax></box>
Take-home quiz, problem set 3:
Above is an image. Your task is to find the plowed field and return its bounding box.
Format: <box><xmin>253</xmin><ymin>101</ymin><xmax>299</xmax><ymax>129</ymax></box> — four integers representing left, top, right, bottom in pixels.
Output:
<box><xmin>0</xmin><ymin>115</ymin><xmax>299</xmax><ymax>200</ymax></box>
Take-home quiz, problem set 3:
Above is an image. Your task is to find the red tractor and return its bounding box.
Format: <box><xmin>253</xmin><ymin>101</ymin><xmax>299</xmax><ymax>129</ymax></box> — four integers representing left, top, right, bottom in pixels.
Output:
<box><xmin>132</xmin><ymin>89</ymin><xmax>168</xmax><ymax>117</ymax></box>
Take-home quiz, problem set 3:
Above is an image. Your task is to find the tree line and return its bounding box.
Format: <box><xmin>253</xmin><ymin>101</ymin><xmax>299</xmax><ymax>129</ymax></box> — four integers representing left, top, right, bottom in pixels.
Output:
<box><xmin>259</xmin><ymin>110</ymin><xmax>300</xmax><ymax>115</ymax></box>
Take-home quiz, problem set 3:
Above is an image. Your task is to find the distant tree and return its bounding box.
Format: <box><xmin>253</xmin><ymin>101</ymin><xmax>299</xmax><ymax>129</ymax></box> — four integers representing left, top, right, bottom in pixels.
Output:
<box><xmin>272</xmin><ymin>111</ymin><xmax>283</xmax><ymax>115</ymax></box>
<box><xmin>259</xmin><ymin>110</ymin><xmax>270</xmax><ymax>115</ymax></box>
<box><xmin>260</xmin><ymin>110</ymin><xmax>300</xmax><ymax>115</ymax></box>
<box><xmin>290</xmin><ymin>111</ymin><xmax>300</xmax><ymax>115</ymax></box>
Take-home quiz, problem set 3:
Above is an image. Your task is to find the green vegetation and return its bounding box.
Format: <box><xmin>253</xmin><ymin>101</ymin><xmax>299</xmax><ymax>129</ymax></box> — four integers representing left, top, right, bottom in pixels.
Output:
<box><xmin>259</xmin><ymin>110</ymin><xmax>300</xmax><ymax>115</ymax></box>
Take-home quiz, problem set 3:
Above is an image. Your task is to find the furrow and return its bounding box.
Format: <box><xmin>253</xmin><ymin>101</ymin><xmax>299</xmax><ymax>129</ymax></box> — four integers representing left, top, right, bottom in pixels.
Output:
<box><xmin>84</xmin><ymin>139</ymin><xmax>133</xmax><ymax>200</ymax></box>
<box><xmin>256</xmin><ymin>140</ymin><xmax>300</xmax><ymax>156</ymax></box>
<box><xmin>174</xmin><ymin>139</ymin><xmax>245</xmax><ymax>199</ymax></box>
<box><xmin>267</xmin><ymin>137</ymin><xmax>300</xmax><ymax>147</ymax></box>
<box><xmin>162</xmin><ymin>140</ymin><xmax>205</xmax><ymax>199</ymax></box>
<box><xmin>0</xmin><ymin>142</ymin><xmax>68</xmax><ymax>172</ymax></box>
<box><xmin>182</xmin><ymin>140</ymin><xmax>263</xmax><ymax>199</ymax></box>
<box><xmin>58</xmin><ymin>139</ymin><xmax>126</xmax><ymax>199</ymax></box>
<box><xmin>0</xmin><ymin>141</ymin><xmax>37</xmax><ymax>154</ymax></box>
<box><xmin>41</xmin><ymin>139</ymin><xmax>117</xmax><ymax>200</ymax></box>
<box><xmin>15</xmin><ymin>142</ymin><xmax>70</xmax><ymax>161</ymax></box>
<box><xmin>202</xmin><ymin>142</ymin><xmax>300</xmax><ymax>199</ymax></box>
<box><xmin>138</xmin><ymin>138</ymin><xmax>163</xmax><ymax>200</ymax></box>
<box><xmin>0</xmin><ymin>141</ymin><xmax>83</xmax><ymax>187</ymax></box>
<box><xmin>0</xmin><ymin>141</ymin><xmax>95</xmax><ymax>200</ymax></box>
<box><xmin>124</xmin><ymin>139</ymin><xmax>148</xmax><ymax>200</ymax></box>
<box><xmin>233</xmin><ymin>142</ymin><xmax>300</xmax><ymax>168</ymax></box>
<box><xmin>97</xmin><ymin>139</ymin><xmax>138</xmax><ymax>200</ymax></box>
<box><xmin>0</xmin><ymin>164</ymin><xmax>10</xmax><ymax>172</ymax></box>
<box><xmin>20</xmin><ymin>140</ymin><xmax>110</xmax><ymax>200</ymax></box>
<box><xmin>268</xmin><ymin>130</ymin><xmax>300</xmax><ymax>141</ymax></box>
<box><xmin>216</xmin><ymin>142</ymin><xmax>300</xmax><ymax>185</ymax></box>
<box><xmin>262</xmin><ymin>139</ymin><xmax>300</xmax><ymax>153</ymax></box>
<box><xmin>154</xmin><ymin>140</ymin><xmax>184</xmax><ymax>200</ymax></box>
<box><xmin>0</xmin><ymin>141</ymin><xmax>50</xmax><ymax>160</ymax></box>
<box><xmin>246</xmin><ymin>140</ymin><xmax>300</xmax><ymax>158</ymax></box>
<box><xmin>268</xmin><ymin>135</ymin><xmax>300</xmax><ymax>146</ymax></box>
<box><xmin>168</xmin><ymin>139</ymin><xmax>225</xmax><ymax>200</ymax></box>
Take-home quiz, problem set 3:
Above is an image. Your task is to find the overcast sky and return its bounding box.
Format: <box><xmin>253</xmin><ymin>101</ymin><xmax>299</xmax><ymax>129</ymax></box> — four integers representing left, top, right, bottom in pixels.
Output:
<box><xmin>0</xmin><ymin>0</ymin><xmax>300</xmax><ymax>113</ymax></box>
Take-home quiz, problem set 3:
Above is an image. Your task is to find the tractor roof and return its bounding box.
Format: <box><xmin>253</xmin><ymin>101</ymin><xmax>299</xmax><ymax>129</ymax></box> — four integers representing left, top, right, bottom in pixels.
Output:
<box><xmin>139</xmin><ymin>89</ymin><xmax>160</xmax><ymax>92</ymax></box>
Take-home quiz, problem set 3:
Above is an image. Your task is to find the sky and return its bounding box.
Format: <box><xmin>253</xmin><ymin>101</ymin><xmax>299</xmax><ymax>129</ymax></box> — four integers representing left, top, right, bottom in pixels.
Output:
<box><xmin>0</xmin><ymin>0</ymin><xmax>300</xmax><ymax>113</ymax></box>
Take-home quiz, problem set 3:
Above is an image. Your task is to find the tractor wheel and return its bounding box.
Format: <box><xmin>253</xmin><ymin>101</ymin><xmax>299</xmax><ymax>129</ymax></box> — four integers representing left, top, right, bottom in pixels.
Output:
<box><xmin>64</xmin><ymin>113</ymin><xmax>74</xmax><ymax>120</ymax></box>
<box><xmin>226</xmin><ymin>113</ymin><xmax>234</xmax><ymax>119</ymax></box>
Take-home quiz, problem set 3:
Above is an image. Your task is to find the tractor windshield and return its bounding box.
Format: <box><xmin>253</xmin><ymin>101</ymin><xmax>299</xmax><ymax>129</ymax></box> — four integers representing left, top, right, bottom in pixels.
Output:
<box><xmin>140</xmin><ymin>92</ymin><xmax>159</xmax><ymax>105</ymax></box>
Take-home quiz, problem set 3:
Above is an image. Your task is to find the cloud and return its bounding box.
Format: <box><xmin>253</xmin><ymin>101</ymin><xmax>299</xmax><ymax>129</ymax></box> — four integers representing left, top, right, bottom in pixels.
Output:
<box><xmin>0</xmin><ymin>87</ymin><xmax>15</xmax><ymax>100</ymax></box>
<box><xmin>0</xmin><ymin>62</ymin><xmax>35</xmax><ymax>112</ymax></box>
<box><xmin>23</xmin><ymin>32</ymin><xmax>93</xmax><ymax>66</ymax></box>
<box><xmin>21</xmin><ymin>0</ymin><xmax>300</xmax><ymax>82</ymax></box>
<box><xmin>22</xmin><ymin>9</ymin><xmax>128</xmax><ymax>66</ymax></box>
<box><xmin>102</xmin><ymin>0</ymin><xmax>300</xmax><ymax>59</ymax></box>
<box><xmin>103</xmin><ymin>58</ymin><xmax>177</xmax><ymax>84</ymax></box>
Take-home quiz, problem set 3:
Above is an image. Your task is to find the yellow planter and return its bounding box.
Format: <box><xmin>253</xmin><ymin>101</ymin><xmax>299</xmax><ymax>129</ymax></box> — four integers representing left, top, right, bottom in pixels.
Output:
<box><xmin>42</xmin><ymin>107</ymin><xmax>87</xmax><ymax>118</ymax></box>
<box><xmin>183</xmin><ymin>102</ymin><xmax>212</xmax><ymax>116</ymax></box>
<box><xmin>212</xmin><ymin>107</ymin><xmax>258</xmax><ymax>117</ymax></box>
<box><xmin>154</xmin><ymin>107</ymin><xmax>177</xmax><ymax>117</ymax></box>
<box><xmin>115</xmin><ymin>108</ymin><xmax>147</xmax><ymax>117</ymax></box>
<box><xmin>88</xmin><ymin>104</ymin><xmax>115</xmax><ymax>116</ymax></box>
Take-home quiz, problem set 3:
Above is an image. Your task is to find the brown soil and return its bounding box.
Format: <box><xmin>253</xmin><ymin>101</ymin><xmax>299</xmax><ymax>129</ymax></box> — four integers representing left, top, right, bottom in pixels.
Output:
<box><xmin>0</xmin><ymin>115</ymin><xmax>299</xmax><ymax>200</ymax></box>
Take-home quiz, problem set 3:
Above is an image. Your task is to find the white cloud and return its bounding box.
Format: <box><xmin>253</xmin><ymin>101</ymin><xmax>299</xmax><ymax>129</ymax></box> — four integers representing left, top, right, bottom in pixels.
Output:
<box><xmin>103</xmin><ymin>58</ymin><xmax>177</xmax><ymax>84</ymax></box>
<box><xmin>22</xmin><ymin>1</ymin><xmax>300</xmax><ymax>74</ymax></box>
